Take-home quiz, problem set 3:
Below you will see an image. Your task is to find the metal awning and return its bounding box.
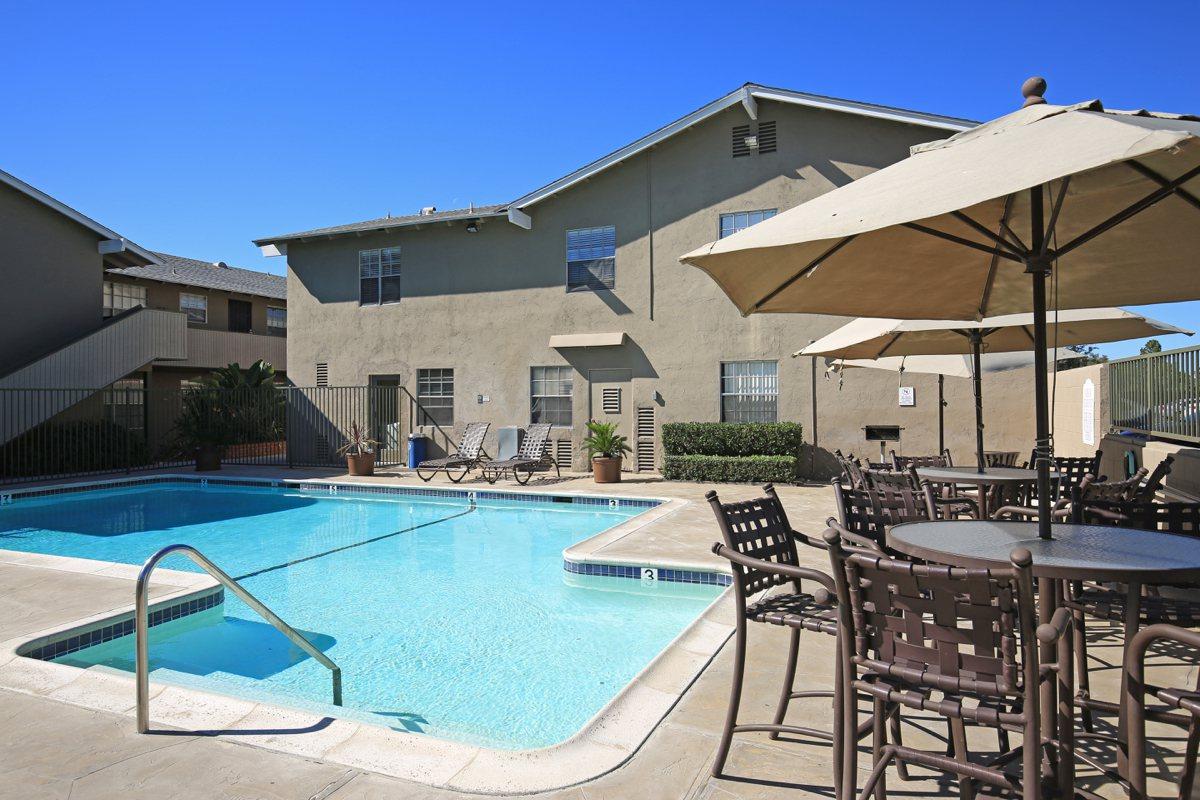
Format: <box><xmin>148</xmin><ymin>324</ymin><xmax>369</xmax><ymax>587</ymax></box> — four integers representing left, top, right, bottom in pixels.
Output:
<box><xmin>548</xmin><ymin>332</ymin><xmax>627</xmax><ymax>348</ymax></box>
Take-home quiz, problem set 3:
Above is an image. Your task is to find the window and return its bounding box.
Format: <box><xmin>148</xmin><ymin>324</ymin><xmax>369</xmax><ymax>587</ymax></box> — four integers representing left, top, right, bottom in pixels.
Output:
<box><xmin>102</xmin><ymin>282</ymin><xmax>146</xmax><ymax>317</ymax></box>
<box><xmin>531</xmin><ymin>366</ymin><xmax>572</xmax><ymax>426</ymax></box>
<box><xmin>179</xmin><ymin>292</ymin><xmax>207</xmax><ymax>324</ymax></box>
<box><xmin>359</xmin><ymin>247</ymin><xmax>402</xmax><ymax>306</ymax></box>
<box><xmin>720</xmin><ymin>360</ymin><xmax>778</xmax><ymax>423</ymax></box>
<box><xmin>566</xmin><ymin>226</ymin><xmax>616</xmax><ymax>292</ymax></box>
<box><xmin>104</xmin><ymin>377</ymin><xmax>145</xmax><ymax>434</ymax></box>
<box><xmin>719</xmin><ymin>209</ymin><xmax>778</xmax><ymax>239</ymax></box>
<box><xmin>416</xmin><ymin>368</ymin><xmax>454</xmax><ymax>426</ymax></box>
<box><xmin>267</xmin><ymin>306</ymin><xmax>287</xmax><ymax>336</ymax></box>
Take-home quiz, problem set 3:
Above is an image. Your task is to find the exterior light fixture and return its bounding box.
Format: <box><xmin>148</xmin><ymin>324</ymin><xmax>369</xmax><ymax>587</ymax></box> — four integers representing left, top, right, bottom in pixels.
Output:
<box><xmin>466</xmin><ymin>221</ymin><xmax>479</xmax><ymax>233</ymax></box>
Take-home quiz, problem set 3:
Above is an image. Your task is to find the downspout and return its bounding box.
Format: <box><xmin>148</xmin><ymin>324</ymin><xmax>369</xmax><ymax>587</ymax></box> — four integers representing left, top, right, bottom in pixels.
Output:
<box><xmin>647</xmin><ymin>150</ymin><xmax>654</xmax><ymax>321</ymax></box>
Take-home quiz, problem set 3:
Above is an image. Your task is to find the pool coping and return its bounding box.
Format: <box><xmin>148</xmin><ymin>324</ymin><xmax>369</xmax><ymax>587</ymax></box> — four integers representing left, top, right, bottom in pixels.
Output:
<box><xmin>0</xmin><ymin>473</ymin><xmax>735</xmax><ymax>795</ymax></box>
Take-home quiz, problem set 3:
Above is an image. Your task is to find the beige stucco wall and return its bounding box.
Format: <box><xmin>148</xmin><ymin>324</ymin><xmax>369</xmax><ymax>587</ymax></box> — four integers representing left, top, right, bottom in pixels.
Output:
<box><xmin>1050</xmin><ymin>364</ymin><xmax>1108</xmax><ymax>458</ymax></box>
<box><xmin>284</xmin><ymin>99</ymin><xmax>1037</xmax><ymax>474</ymax></box>
<box><xmin>0</xmin><ymin>181</ymin><xmax>106</xmax><ymax>376</ymax></box>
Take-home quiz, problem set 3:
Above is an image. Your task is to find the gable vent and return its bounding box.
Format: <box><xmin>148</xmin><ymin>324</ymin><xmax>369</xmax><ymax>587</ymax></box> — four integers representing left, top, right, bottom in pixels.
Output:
<box><xmin>635</xmin><ymin>406</ymin><xmax>657</xmax><ymax>472</ymax></box>
<box><xmin>602</xmin><ymin>387</ymin><xmax>621</xmax><ymax>415</ymax></box>
<box><xmin>731</xmin><ymin>124</ymin><xmax>752</xmax><ymax>158</ymax></box>
<box><xmin>757</xmin><ymin>121</ymin><xmax>777</xmax><ymax>154</ymax></box>
<box><xmin>555</xmin><ymin>439</ymin><xmax>573</xmax><ymax>468</ymax></box>
<box><xmin>315</xmin><ymin>362</ymin><xmax>329</xmax><ymax>387</ymax></box>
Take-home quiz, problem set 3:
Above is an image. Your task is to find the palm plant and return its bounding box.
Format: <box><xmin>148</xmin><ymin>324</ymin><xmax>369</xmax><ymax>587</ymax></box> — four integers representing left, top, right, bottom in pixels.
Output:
<box><xmin>582</xmin><ymin>421</ymin><xmax>631</xmax><ymax>459</ymax></box>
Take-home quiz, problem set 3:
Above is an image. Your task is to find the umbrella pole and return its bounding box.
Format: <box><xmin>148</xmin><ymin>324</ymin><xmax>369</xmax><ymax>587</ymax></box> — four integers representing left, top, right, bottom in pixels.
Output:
<box><xmin>938</xmin><ymin>373</ymin><xmax>945</xmax><ymax>455</ymax></box>
<box><xmin>1028</xmin><ymin>185</ymin><xmax>1054</xmax><ymax>540</ymax></box>
<box><xmin>970</xmin><ymin>333</ymin><xmax>985</xmax><ymax>472</ymax></box>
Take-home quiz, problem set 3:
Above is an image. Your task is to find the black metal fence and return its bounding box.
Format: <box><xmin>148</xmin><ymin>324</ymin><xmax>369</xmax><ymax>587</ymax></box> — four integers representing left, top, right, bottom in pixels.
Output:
<box><xmin>1109</xmin><ymin>343</ymin><xmax>1200</xmax><ymax>444</ymax></box>
<box><xmin>0</xmin><ymin>384</ymin><xmax>459</xmax><ymax>485</ymax></box>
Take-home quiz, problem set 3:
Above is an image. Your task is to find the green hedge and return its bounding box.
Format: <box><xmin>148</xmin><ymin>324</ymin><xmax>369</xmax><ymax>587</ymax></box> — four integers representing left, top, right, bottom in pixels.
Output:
<box><xmin>662</xmin><ymin>455</ymin><xmax>799</xmax><ymax>484</ymax></box>
<box><xmin>661</xmin><ymin>422</ymin><xmax>803</xmax><ymax>457</ymax></box>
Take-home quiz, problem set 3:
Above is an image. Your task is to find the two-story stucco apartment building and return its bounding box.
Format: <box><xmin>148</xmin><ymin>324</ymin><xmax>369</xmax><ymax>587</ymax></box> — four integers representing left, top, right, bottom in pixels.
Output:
<box><xmin>255</xmin><ymin>84</ymin><xmax>1038</xmax><ymax>472</ymax></box>
<box><xmin>0</xmin><ymin>168</ymin><xmax>286</xmax><ymax>450</ymax></box>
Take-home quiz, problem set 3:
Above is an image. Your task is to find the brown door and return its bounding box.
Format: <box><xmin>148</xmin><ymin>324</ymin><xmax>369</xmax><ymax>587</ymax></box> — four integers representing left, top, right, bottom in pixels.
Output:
<box><xmin>228</xmin><ymin>300</ymin><xmax>252</xmax><ymax>333</ymax></box>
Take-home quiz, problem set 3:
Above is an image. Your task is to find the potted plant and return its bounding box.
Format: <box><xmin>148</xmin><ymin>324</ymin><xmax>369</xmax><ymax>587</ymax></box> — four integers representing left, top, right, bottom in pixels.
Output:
<box><xmin>583</xmin><ymin>421</ymin><xmax>631</xmax><ymax>484</ymax></box>
<box><xmin>173</xmin><ymin>386</ymin><xmax>232</xmax><ymax>471</ymax></box>
<box><xmin>338</xmin><ymin>422</ymin><xmax>379</xmax><ymax>476</ymax></box>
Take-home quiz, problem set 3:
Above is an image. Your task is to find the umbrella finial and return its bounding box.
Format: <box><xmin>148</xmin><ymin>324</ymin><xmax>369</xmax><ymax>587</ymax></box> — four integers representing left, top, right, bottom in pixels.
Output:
<box><xmin>1021</xmin><ymin>76</ymin><xmax>1047</xmax><ymax>107</ymax></box>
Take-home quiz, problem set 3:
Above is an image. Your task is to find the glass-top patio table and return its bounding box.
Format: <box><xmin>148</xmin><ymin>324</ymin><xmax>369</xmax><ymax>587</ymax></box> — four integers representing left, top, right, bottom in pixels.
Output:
<box><xmin>915</xmin><ymin>465</ymin><xmax>1060</xmax><ymax>517</ymax></box>
<box><xmin>888</xmin><ymin>520</ymin><xmax>1200</xmax><ymax>793</ymax></box>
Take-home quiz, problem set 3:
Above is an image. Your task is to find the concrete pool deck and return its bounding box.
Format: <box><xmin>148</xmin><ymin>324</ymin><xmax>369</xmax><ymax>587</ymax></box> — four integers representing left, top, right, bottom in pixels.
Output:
<box><xmin>0</xmin><ymin>466</ymin><xmax>1194</xmax><ymax>799</ymax></box>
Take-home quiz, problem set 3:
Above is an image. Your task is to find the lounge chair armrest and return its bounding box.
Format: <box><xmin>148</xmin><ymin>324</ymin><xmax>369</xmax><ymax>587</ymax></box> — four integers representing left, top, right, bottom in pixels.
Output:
<box><xmin>930</xmin><ymin>495</ymin><xmax>980</xmax><ymax>518</ymax></box>
<box><xmin>1037</xmin><ymin>607</ymin><xmax>1073</xmax><ymax>644</ymax></box>
<box><xmin>711</xmin><ymin>543</ymin><xmax>836</xmax><ymax>595</ymax></box>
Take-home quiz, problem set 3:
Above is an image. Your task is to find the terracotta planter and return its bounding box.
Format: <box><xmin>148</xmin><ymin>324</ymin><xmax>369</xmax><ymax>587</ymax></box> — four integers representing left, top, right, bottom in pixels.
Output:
<box><xmin>592</xmin><ymin>456</ymin><xmax>623</xmax><ymax>483</ymax></box>
<box><xmin>346</xmin><ymin>452</ymin><xmax>375</xmax><ymax>476</ymax></box>
<box><xmin>194</xmin><ymin>445</ymin><xmax>222</xmax><ymax>472</ymax></box>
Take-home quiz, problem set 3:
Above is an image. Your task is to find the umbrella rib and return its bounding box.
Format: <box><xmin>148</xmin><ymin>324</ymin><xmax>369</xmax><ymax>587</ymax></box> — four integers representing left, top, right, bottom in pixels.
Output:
<box><xmin>902</xmin><ymin>222</ymin><xmax>1023</xmax><ymax>262</ymax></box>
<box><xmin>750</xmin><ymin>235</ymin><xmax>855</xmax><ymax>311</ymax></box>
<box><xmin>1056</xmin><ymin>163</ymin><xmax>1200</xmax><ymax>257</ymax></box>
<box><xmin>950</xmin><ymin>211</ymin><xmax>1025</xmax><ymax>256</ymax></box>
<box><xmin>1042</xmin><ymin>176</ymin><xmax>1071</xmax><ymax>253</ymax></box>
<box><xmin>978</xmin><ymin>194</ymin><xmax>1016</xmax><ymax>317</ymax></box>
<box><xmin>1126</xmin><ymin>160</ymin><xmax>1200</xmax><ymax>213</ymax></box>
<box><xmin>876</xmin><ymin>333</ymin><xmax>904</xmax><ymax>358</ymax></box>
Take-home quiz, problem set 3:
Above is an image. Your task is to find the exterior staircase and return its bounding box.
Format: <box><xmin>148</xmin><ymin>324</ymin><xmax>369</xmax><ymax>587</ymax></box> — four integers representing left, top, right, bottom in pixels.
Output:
<box><xmin>0</xmin><ymin>307</ymin><xmax>187</xmax><ymax>443</ymax></box>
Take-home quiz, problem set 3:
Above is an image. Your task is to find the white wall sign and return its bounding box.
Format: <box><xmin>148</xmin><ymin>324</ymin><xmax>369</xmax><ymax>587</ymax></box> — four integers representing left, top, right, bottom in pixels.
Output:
<box><xmin>1081</xmin><ymin>379</ymin><xmax>1095</xmax><ymax>446</ymax></box>
<box><xmin>898</xmin><ymin>386</ymin><xmax>915</xmax><ymax>407</ymax></box>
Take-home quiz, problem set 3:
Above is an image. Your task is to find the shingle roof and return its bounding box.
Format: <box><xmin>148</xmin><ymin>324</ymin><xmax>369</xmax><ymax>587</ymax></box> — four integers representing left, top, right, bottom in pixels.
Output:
<box><xmin>107</xmin><ymin>252</ymin><xmax>287</xmax><ymax>300</ymax></box>
<box><xmin>253</xmin><ymin>83</ymin><xmax>978</xmax><ymax>248</ymax></box>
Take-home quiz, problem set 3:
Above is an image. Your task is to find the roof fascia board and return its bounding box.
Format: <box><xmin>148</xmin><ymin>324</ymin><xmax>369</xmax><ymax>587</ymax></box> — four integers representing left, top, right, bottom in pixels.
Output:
<box><xmin>748</xmin><ymin>88</ymin><xmax>976</xmax><ymax>132</ymax></box>
<box><xmin>741</xmin><ymin>86</ymin><xmax>758</xmax><ymax>121</ymax></box>
<box><xmin>0</xmin><ymin>169</ymin><xmax>160</xmax><ymax>265</ymax></box>
<box><xmin>506</xmin><ymin>207</ymin><xmax>532</xmax><ymax>229</ymax></box>
<box><xmin>254</xmin><ymin>209</ymin><xmax>508</xmax><ymax>247</ymax></box>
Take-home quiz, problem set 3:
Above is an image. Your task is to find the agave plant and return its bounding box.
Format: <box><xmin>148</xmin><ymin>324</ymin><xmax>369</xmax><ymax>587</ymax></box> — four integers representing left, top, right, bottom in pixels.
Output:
<box><xmin>337</xmin><ymin>422</ymin><xmax>379</xmax><ymax>457</ymax></box>
<box><xmin>582</xmin><ymin>420</ymin><xmax>631</xmax><ymax>459</ymax></box>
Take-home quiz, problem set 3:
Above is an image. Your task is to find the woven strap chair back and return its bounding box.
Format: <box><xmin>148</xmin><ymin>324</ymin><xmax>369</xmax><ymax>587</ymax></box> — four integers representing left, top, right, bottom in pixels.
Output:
<box><xmin>458</xmin><ymin>422</ymin><xmax>490</xmax><ymax>459</ymax></box>
<box><xmin>709</xmin><ymin>489</ymin><xmax>800</xmax><ymax>597</ymax></box>
<box><xmin>518</xmin><ymin>423</ymin><xmax>553</xmax><ymax>459</ymax></box>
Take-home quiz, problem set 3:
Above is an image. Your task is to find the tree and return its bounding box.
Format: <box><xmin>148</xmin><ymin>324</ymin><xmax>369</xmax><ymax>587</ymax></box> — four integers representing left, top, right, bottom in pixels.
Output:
<box><xmin>1139</xmin><ymin>339</ymin><xmax>1163</xmax><ymax>355</ymax></box>
<box><xmin>1057</xmin><ymin>343</ymin><xmax>1108</xmax><ymax>371</ymax></box>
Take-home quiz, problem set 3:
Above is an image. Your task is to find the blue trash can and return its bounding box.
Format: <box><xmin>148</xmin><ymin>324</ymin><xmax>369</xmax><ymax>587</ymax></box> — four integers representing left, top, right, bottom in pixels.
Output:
<box><xmin>407</xmin><ymin>433</ymin><xmax>428</xmax><ymax>468</ymax></box>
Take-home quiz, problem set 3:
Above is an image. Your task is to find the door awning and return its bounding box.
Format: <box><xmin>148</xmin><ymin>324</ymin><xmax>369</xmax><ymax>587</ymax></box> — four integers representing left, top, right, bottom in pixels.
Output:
<box><xmin>548</xmin><ymin>332</ymin><xmax>627</xmax><ymax>348</ymax></box>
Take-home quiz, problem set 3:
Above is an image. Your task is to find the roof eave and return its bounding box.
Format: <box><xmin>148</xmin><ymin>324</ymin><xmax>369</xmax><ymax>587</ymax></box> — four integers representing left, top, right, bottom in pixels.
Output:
<box><xmin>253</xmin><ymin>208</ymin><xmax>509</xmax><ymax>249</ymax></box>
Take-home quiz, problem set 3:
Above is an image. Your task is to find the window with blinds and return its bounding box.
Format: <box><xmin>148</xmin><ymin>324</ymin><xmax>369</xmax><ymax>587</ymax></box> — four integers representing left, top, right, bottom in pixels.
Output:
<box><xmin>267</xmin><ymin>306</ymin><xmax>287</xmax><ymax>336</ymax></box>
<box><xmin>359</xmin><ymin>247</ymin><xmax>401</xmax><ymax>306</ymax></box>
<box><xmin>720</xmin><ymin>360</ymin><xmax>778</xmax><ymax>423</ymax></box>
<box><xmin>531</xmin><ymin>366</ymin><xmax>573</xmax><ymax>426</ymax></box>
<box><xmin>719</xmin><ymin>209</ymin><xmax>778</xmax><ymax>239</ymax></box>
<box><xmin>102</xmin><ymin>282</ymin><xmax>146</xmax><ymax>317</ymax></box>
<box><xmin>565</xmin><ymin>226</ymin><xmax>616</xmax><ymax>292</ymax></box>
<box><xmin>416</xmin><ymin>368</ymin><xmax>454</xmax><ymax>427</ymax></box>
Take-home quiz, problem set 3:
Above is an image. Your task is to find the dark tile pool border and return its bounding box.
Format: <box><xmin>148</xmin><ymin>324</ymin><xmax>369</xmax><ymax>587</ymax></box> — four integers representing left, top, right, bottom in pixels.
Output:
<box><xmin>21</xmin><ymin>588</ymin><xmax>224</xmax><ymax>662</ymax></box>
<box><xmin>563</xmin><ymin>559</ymin><xmax>731</xmax><ymax>586</ymax></box>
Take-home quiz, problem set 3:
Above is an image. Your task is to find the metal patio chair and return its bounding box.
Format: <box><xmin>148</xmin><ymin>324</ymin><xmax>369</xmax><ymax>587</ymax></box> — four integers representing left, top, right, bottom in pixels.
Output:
<box><xmin>414</xmin><ymin>422</ymin><xmax>491</xmax><ymax>483</ymax></box>
<box><xmin>706</xmin><ymin>485</ymin><xmax>848</xmax><ymax>791</ymax></box>
<box><xmin>830</xmin><ymin>478</ymin><xmax>932</xmax><ymax>554</ymax></box>
<box><xmin>480</xmin><ymin>423</ymin><xmax>560</xmax><ymax>484</ymax></box>
<box><xmin>826</xmin><ymin>531</ymin><xmax>1070</xmax><ymax>800</ymax></box>
<box><xmin>1125</xmin><ymin>623</ymin><xmax>1200</xmax><ymax>800</ymax></box>
<box><xmin>889</xmin><ymin>450</ymin><xmax>952</xmax><ymax>471</ymax></box>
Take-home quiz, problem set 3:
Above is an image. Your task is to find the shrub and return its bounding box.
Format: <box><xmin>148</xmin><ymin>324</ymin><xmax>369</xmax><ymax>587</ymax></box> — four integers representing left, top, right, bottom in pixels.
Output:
<box><xmin>661</xmin><ymin>422</ymin><xmax>803</xmax><ymax>457</ymax></box>
<box><xmin>0</xmin><ymin>420</ymin><xmax>150</xmax><ymax>478</ymax></box>
<box><xmin>662</xmin><ymin>454</ymin><xmax>799</xmax><ymax>484</ymax></box>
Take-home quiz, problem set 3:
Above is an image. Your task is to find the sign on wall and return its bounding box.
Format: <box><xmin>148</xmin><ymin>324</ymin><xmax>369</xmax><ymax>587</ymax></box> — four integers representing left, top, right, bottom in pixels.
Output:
<box><xmin>898</xmin><ymin>386</ymin><xmax>915</xmax><ymax>407</ymax></box>
<box><xmin>1081</xmin><ymin>379</ymin><xmax>1095</xmax><ymax>446</ymax></box>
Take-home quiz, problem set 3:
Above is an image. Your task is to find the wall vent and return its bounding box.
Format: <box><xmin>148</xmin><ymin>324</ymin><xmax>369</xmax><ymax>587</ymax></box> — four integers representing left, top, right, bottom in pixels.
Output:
<box><xmin>731</xmin><ymin>124</ymin><xmax>752</xmax><ymax>158</ymax></box>
<box><xmin>315</xmin><ymin>434</ymin><xmax>331</xmax><ymax>462</ymax></box>
<box><xmin>757</xmin><ymin>121</ymin><xmax>777</xmax><ymax>154</ymax></box>
<box><xmin>555</xmin><ymin>439</ymin><xmax>573</xmax><ymax>468</ymax></box>
<box><xmin>315</xmin><ymin>362</ymin><xmax>329</xmax><ymax>387</ymax></box>
<box><xmin>601</xmin><ymin>387</ymin><xmax>621</xmax><ymax>415</ymax></box>
<box><xmin>635</xmin><ymin>406</ymin><xmax>656</xmax><ymax>472</ymax></box>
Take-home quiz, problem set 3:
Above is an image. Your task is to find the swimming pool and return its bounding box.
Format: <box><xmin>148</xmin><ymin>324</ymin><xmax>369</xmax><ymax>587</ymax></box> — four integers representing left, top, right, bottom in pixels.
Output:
<box><xmin>0</xmin><ymin>479</ymin><xmax>724</xmax><ymax>749</ymax></box>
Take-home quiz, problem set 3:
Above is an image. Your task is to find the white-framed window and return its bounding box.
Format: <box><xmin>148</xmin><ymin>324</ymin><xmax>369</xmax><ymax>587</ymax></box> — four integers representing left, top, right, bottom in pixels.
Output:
<box><xmin>719</xmin><ymin>209</ymin><xmax>778</xmax><ymax>239</ymax></box>
<box><xmin>531</xmin><ymin>366</ymin><xmax>573</xmax><ymax>426</ymax></box>
<box><xmin>102</xmin><ymin>281</ymin><xmax>146</xmax><ymax>317</ymax></box>
<box><xmin>360</xmin><ymin>247</ymin><xmax>402</xmax><ymax>306</ymax></box>
<box><xmin>416</xmin><ymin>368</ymin><xmax>454</xmax><ymax>427</ymax></box>
<box><xmin>720</xmin><ymin>360</ymin><xmax>778</xmax><ymax>423</ymax></box>
<box><xmin>566</xmin><ymin>226</ymin><xmax>616</xmax><ymax>292</ymax></box>
<box><xmin>179</xmin><ymin>292</ymin><xmax>207</xmax><ymax>324</ymax></box>
<box><xmin>267</xmin><ymin>306</ymin><xmax>287</xmax><ymax>336</ymax></box>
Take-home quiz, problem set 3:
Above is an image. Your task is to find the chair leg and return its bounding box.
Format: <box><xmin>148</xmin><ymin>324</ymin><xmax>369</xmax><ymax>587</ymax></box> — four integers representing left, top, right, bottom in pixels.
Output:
<box><xmin>871</xmin><ymin>697</ymin><xmax>887</xmax><ymax>800</ymax></box>
<box><xmin>1180</xmin><ymin>716</ymin><xmax>1199</xmax><ymax>800</ymax></box>
<box><xmin>1073</xmin><ymin>605</ymin><xmax>1093</xmax><ymax>732</ymax></box>
<box><xmin>770</xmin><ymin>629</ymin><xmax>801</xmax><ymax>740</ymax></box>
<box><xmin>712</xmin><ymin>618</ymin><xmax>748</xmax><ymax>777</ymax></box>
<box><xmin>887</xmin><ymin>705</ymin><xmax>910</xmax><ymax>780</ymax></box>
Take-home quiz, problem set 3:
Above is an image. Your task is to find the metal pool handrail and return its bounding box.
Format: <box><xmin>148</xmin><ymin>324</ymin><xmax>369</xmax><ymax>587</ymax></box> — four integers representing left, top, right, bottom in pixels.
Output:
<box><xmin>135</xmin><ymin>543</ymin><xmax>342</xmax><ymax>733</ymax></box>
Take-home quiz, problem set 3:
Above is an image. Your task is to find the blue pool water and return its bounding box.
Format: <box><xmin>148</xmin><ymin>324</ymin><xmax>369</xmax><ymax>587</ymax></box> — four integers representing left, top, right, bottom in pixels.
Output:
<box><xmin>0</xmin><ymin>482</ymin><xmax>722</xmax><ymax>749</ymax></box>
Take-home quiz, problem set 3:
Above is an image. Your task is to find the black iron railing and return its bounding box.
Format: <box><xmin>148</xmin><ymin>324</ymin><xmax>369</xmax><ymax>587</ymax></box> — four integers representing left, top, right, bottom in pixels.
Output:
<box><xmin>1109</xmin><ymin>343</ymin><xmax>1200</xmax><ymax>444</ymax></box>
<box><xmin>0</xmin><ymin>384</ymin><xmax>452</xmax><ymax>485</ymax></box>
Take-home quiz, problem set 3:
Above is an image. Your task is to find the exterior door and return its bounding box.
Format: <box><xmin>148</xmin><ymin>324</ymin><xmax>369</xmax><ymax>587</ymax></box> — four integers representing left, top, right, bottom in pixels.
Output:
<box><xmin>228</xmin><ymin>299</ymin><xmax>252</xmax><ymax>333</ymax></box>
<box><xmin>368</xmin><ymin>375</ymin><xmax>404</xmax><ymax>464</ymax></box>
<box><xmin>588</xmin><ymin>369</ymin><xmax>632</xmax><ymax>471</ymax></box>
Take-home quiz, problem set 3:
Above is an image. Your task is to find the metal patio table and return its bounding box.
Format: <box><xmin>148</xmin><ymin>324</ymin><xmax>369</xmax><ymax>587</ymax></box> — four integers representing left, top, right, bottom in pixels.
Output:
<box><xmin>888</xmin><ymin>520</ymin><xmax>1200</xmax><ymax>794</ymax></box>
<box><xmin>915</xmin><ymin>465</ymin><xmax>1059</xmax><ymax>518</ymax></box>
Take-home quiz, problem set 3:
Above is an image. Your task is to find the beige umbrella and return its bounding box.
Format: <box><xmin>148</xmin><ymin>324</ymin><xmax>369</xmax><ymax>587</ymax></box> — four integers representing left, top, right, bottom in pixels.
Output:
<box><xmin>681</xmin><ymin>78</ymin><xmax>1200</xmax><ymax>538</ymax></box>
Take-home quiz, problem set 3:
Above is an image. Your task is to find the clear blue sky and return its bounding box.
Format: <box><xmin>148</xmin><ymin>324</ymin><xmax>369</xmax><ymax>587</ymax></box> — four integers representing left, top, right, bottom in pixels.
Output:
<box><xmin>3</xmin><ymin>1</ymin><xmax>1196</xmax><ymax>358</ymax></box>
